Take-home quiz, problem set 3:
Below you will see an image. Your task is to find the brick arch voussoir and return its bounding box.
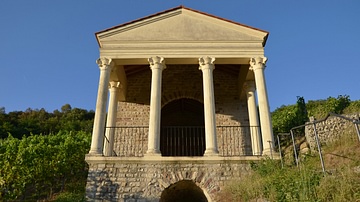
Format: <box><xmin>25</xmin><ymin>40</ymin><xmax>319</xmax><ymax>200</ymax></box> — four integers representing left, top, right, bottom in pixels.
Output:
<box><xmin>158</xmin><ymin>170</ymin><xmax>219</xmax><ymax>201</ymax></box>
<box><xmin>161</xmin><ymin>91</ymin><xmax>203</xmax><ymax>108</ymax></box>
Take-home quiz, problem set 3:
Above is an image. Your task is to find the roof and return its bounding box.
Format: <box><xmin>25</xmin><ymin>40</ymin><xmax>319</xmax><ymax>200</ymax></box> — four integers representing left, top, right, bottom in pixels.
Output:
<box><xmin>95</xmin><ymin>6</ymin><xmax>269</xmax><ymax>47</ymax></box>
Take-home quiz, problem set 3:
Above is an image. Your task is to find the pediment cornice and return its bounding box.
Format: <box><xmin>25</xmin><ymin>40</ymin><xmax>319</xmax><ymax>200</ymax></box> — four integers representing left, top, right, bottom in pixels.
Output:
<box><xmin>96</xmin><ymin>6</ymin><xmax>268</xmax><ymax>48</ymax></box>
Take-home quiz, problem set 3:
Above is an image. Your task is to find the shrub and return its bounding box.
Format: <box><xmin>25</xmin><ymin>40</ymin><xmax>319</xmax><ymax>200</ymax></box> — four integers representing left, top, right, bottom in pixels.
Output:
<box><xmin>0</xmin><ymin>131</ymin><xmax>90</xmax><ymax>200</ymax></box>
<box><xmin>54</xmin><ymin>192</ymin><xmax>85</xmax><ymax>202</ymax></box>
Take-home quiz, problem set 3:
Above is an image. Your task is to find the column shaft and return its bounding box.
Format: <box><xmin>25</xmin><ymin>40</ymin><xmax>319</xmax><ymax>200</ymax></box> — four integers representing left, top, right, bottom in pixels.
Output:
<box><xmin>199</xmin><ymin>56</ymin><xmax>219</xmax><ymax>156</ymax></box>
<box><xmin>146</xmin><ymin>56</ymin><xmax>166</xmax><ymax>155</ymax></box>
<box><xmin>89</xmin><ymin>58</ymin><xmax>113</xmax><ymax>155</ymax></box>
<box><xmin>244</xmin><ymin>81</ymin><xmax>262</xmax><ymax>155</ymax></box>
<box><xmin>104</xmin><ymin>81</ymin><xmax>121</xmax><ymax>156</ymax></box>
<box><xmin>250</xmin><ymin>57</ymin><xmax>275</xmax><ymax>155</ymax></box>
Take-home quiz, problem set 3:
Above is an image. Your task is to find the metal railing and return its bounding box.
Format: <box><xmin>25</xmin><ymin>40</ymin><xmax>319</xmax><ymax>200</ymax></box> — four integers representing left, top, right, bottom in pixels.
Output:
<box><xmin>217</xmin><ymin>126</ymin><xmax>254</xmax><ymax>156</ymax></box>
<box><xmin>104</xmin><ymin>125</ymin><xmax>257</xmax><ymax>157</ymax></box>
<box><xmin>103</xmin><ymin>131</ymin><xmax>118</xmax><ymax>156</ymax></box>
<box><xmin>161</xmin><ymin>126</ymin><xmax>205</xmax><ymax>156</ymax></box>
<box><xmin>277</xmin><ymin>113</ymin><xmax>360</xmax><ymax>175</ymax></box>
<box><xmin>105</xmin><ymin>126</ymin><xmax>148</xmax><ymax>157</ymax></box>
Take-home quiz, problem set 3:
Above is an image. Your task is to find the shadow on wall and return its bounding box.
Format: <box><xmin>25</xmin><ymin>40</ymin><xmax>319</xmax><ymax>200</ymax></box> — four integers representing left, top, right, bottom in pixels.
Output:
<box><xmin>124</xmin><ymin>64</ymin><xmax>247</xmax><ymax>123</ymax></box>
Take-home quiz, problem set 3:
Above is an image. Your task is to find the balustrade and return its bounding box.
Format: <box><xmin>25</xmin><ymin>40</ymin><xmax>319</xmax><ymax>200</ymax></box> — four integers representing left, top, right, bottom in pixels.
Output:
<box><xmin>104</xmin><ymin>126</ymin><xmax>259</xmax><ymax>157</ymax></box>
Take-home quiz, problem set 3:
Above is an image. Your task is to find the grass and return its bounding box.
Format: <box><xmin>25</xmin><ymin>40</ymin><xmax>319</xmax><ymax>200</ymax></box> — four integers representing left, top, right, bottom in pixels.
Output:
<box><xmin>49</xmin><ymin>178</ymin><xmax>87</xmax><ymax>202</ymax></box>
<box><xmin>218</xmin><ymin>131</ymin><xmax>360</xmax><ymax>202</ymax></box>
<box><xmin>52</xmin><ymin>192</ymin><xmax>85</xmax><ymax>202</ymax></box>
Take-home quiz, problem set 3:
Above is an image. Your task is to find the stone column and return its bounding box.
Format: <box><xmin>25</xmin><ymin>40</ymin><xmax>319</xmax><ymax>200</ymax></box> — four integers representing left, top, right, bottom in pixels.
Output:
<box><xmin>249</xmin><ymin>57</ymin><xmax>275</xmax><ymax>155</ymax></box>
<box><xmin>199</xmin><ymin>56</ymin><xmax>219</xmax><ymax>156</ymax></box>
<box><xmin>146</xmin><ymin>56</ymin><xmax>166</xmax><ymax>155</ymax></box>
<box><xmin>103</xmin><ymin>81</ymin><xmax>121</xmax><ymax>156</ymax></box>
<box><xmin>244</xmin><ymin>81</ymin><xmax>262</xmax><ymax>155</ymax></box>
<box><xmin>89</xmin><ymin>58</ymin><xmax>114</xmax><ymax>155</ymax></box>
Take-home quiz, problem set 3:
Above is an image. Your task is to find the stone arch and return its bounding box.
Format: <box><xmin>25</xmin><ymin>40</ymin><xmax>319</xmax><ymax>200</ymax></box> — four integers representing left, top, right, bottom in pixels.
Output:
<box><xmin>158</xmin><ymin>170</ymin><xmax>219</xmax><ymax>202</ymax></box>
<box><xmin>162</xmin><ymin>94</ymin><xmax>204</xmax><ymax>108</ymax></box>
<box><xmin>161</xmin><ymin>98</ymin><xmax>204</xmax><ymax>126</ymax></box>
<box><xmin>160</xmin><ymin>180</ymin><xmax>208</xmax><ymax>202</ymax></box>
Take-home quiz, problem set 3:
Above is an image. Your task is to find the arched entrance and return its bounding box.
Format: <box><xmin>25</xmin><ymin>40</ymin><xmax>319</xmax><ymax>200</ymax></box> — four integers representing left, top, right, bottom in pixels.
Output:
<box><xmin>161</xmin><ymin>98</ymin><xmax>205</xmax><ymax>156</ymax></box>
<box><xmin>160</xmin><ymin>180</ymin><xmax>208</xmax><ymax>202</ymax></box>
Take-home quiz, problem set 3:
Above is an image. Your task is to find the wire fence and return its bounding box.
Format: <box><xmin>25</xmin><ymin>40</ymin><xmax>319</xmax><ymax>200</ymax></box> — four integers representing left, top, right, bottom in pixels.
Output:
<box><xmin>276</xmin><ymin>113</ymin><xmax>360</xmax><ymax>175</ymax></box>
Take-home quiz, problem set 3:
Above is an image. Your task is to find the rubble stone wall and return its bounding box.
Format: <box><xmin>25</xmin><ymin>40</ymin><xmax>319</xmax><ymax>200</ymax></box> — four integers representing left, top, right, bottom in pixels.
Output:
<box><xmin>305</xmin><ymin>113</ymin><xmax>360</xmax><ymax>150</ymax></box>
<box><xmin>86</xmin><ymin>159</ymin><xmax>252</xmax><ymax>202</ymax></box>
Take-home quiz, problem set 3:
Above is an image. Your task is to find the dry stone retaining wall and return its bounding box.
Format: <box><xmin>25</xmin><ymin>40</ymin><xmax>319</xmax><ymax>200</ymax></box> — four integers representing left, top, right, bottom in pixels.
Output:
<box><xmin>305</xmin><ymin>113</ymin><xmax>360</xmax><ymax>150</ymax></box>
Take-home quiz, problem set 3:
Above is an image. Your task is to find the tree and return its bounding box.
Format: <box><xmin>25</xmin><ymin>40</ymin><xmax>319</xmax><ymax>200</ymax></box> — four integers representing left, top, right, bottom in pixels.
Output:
<box><xmin>0</xmin><ymin>107</ymin><xmax>5</xmax><ymax>114</ymax></box>
<box><xmin>0</xmin><ymin>105</ymin><xmax>94</xmax><ymax>138</ymax></box>
<box><xmin>307</xmin><ymin>95</ymin><xmax>351</xmax><ymax>118</ymax></box>
<box><xmin>61</xmin><ymin>104</ymin><xmax>72</xmax><ymax>113</ymax></box>
<box><xmin>271</xmin><ymin>96</ymin><xmax>308</xmax><ymax>135</ymax></box>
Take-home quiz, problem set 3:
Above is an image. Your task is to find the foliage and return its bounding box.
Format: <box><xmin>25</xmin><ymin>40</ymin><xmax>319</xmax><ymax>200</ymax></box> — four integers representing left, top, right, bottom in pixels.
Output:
<box><xmin>272</xmin><ymin>96</ymin><xmax>308</xmax><ymax>135</ymax></box>
<box><xmin>272</xmin><ymin>95</ymin><xmax>355</xmax><ymax>136</ymax></box>
<box><xmin>0</xmin><ymin>131</ymin><xmax>91</xmax><ymax>200</ymax></box>
<box><xmin>343</xmin><ymin>100</ymin><xmax>360</xmax><ymax>114</ymax></box>
<box><xmin>306</xmin><ymin>95</ymin><xmax>351</xmax><ymax>119</ymax></box>
<box><xmin>54</xmin><ymin>192</ymin><xmax>85</xmax><ymax>202</ymax></box>
<box><xmin>0</xmin><ymin>104</ymin><xmax>94</xmax><ymax>139</ymax></box>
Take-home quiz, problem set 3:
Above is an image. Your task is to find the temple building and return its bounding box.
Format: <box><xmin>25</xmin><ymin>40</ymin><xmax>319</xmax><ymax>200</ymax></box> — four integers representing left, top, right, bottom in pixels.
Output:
<box><xmin>85</xmin><ymin>6</ymin><xmax>275</xmax><ymax>202</ymax></box>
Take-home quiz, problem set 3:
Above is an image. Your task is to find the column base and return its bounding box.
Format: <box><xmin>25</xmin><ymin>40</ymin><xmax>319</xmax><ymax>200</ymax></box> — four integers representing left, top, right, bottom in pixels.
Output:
<box><xmin>145</xmin><ymin>149</ymin><xmax>162</xmax><ymax>156</ymax></box>
<box><xmin>87</xmin><ymin>150</ymin><xmax>104</xmax><ymax>156</ymax></box>
<box><xmin>261</xmin><ymin>149</ymin><xmax>280</xmax><ymax>159</ymax></box>
<box><xmin>204</xmin><ymin>149</ymin><xmax>219</xmax><ymax>156</ymax></box>
<box><xmin>103</xmin><ymin>151</ymin><xmax>111</xmax><ymax>157</ymax></box>
<box><xmin>252</xmin><ymin>151</ymin><xmax>263</xmax><ymax>156</ymax></box>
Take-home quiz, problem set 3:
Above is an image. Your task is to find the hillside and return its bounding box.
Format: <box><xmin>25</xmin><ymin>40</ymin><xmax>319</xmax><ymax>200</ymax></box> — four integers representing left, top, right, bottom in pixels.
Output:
<box><xmin>218</xmin><ymin>96</ymin><xmax>360</xmax><ymax>201</ymax></box>
<box><xmin>218</xmin><ymin>130</ymin><xmax>360</xmax><ymax>201</ymax></box>
<box><xmin>1</xmin><ymin>97</ymin><xmax>359</xmax><ymax>201</ymax></box>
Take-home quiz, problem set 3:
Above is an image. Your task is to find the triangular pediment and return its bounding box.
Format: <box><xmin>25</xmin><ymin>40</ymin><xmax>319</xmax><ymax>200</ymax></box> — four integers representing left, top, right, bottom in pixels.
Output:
<box><xmin>96</xmin><ymin>6</ymin><xmax>268</xmax><ymax>46</ymax></box>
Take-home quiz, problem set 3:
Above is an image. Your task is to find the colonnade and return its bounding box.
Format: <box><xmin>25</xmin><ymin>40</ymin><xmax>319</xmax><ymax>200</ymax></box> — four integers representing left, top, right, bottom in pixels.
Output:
<box><xmin>240</xmin><ymin>57</ymin><xmax>275</xmax><ymax>155</ymax></box>
<box><xmin>88</xmin><ymin>56</ymin><xmax>274</xmax><ymax>156</ymax></box>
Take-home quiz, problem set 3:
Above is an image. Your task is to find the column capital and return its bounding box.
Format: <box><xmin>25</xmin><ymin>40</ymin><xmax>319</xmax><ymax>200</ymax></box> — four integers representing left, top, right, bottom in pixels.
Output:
<box><xmin>199</xmin><ymin>56</ymin><xmax>215</xmax><ymax>70</ymax></box>
<box><xmin>249</xmin><ymin>57</ymin><xmax>267</xmax><ymax>71</ymax></box>
<box><xmin>148</xmin><ymin>56</ymin><xmax>166</xmax><ymax>70</ymax></box>
<box><xmin>109</xmin><ymin>81</ymin><xmax>121</xmax><ymax>89</ymax></box>
<box><xmin>96</xmin><ymin>58</ymin><xmax>114</xmax><ymax>70</ymax></box>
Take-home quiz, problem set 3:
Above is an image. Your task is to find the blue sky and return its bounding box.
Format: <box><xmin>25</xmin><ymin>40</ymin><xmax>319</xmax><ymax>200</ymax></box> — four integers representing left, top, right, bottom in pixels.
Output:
<box><xmin>1</xmin><ymin>1</ymin><xmax>359</xmax><ymax>113</ymax></box>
